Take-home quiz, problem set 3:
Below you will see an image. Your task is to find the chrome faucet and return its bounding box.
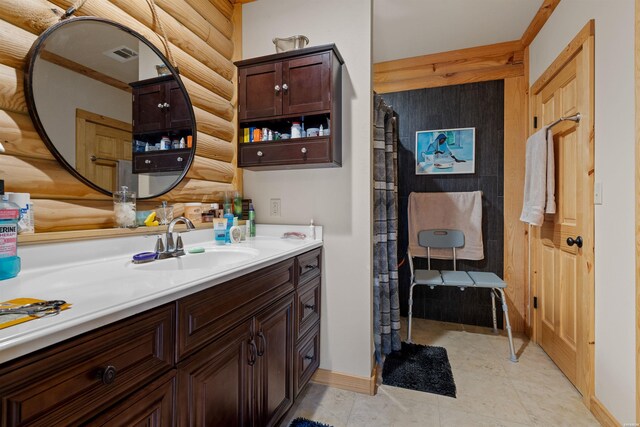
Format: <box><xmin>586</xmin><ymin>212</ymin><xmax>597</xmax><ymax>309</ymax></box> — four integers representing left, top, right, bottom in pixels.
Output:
<box><xmin>156</xmin><ymin>216</ymin><xmax>195</xmax><ymax>259</ymax></box>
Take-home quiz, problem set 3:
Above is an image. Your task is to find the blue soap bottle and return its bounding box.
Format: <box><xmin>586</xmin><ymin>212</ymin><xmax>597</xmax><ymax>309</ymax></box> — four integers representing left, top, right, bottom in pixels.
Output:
<box><xmin>223</xmin><ymin>208</ymin><xmax>234</xmax><ymax>243</ymax></box>
<box><xmin>0</xmin><ymin>180</ymin><xmax>21</xmax><ymax>281</ymax></box>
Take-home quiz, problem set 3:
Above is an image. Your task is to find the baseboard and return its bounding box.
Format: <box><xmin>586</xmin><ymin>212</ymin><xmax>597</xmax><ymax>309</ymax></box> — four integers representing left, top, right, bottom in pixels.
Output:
<box><xmin>590</xmin><ymin>396</ymin><xmax>621</xmax><ymax>427</ymax></box>
<box><xmin>311</xmin><ymin>365</ymin><xmax>378</xmax><ymax>396</ymax></box>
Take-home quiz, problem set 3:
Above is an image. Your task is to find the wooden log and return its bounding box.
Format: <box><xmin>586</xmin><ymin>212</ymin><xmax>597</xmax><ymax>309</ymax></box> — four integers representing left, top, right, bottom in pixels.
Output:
<box><xmin>153</xmin><ymin>0</ymin><xmax>233</xmax><ymax>51</ymax></box>
<box><xmin>0</xmin><ymin>63</ymin><xmax>27</xmax><ymax>114</ymax></box>
<box><xmin>0</xmin><ymin>0</ymin><xmax>62</xmax><ymax>35</ymax></box>
<box><xmin>0</xmin><ymin>18</ymin><xmax>36</xmax><ymax>69</ymax></box>
<box><xmin>45</xmin><ymin>0</ymin><xmax>234</xmax><ymax>100</ymax></box>
<box><xmin>107</xmin><ymin>0</ymin><xmax>234</xmax><ymax>64</ymax></box>
<box><xmin>0</xmin><ymin>154</ymin><xmax>109</xmax><ymax>200</ymax></box>
<box><xmin>166</xmin><ymin>177</ymin><xmax>234</xmax><ymax>202</ymax></box>
<box><xmin>182</xmin><ymin>76</ymin><xmax>233</xmax><ymax>121</ymax></box>
<box><xmin>208</xmin><ymin>0</ymin><xmax>234</xmax><ymax>19</ymax></box>
<box><xmin>195</xmin><ymin>131</ymin><xmax>234</xmax><ymax>162</ymax></box>
<box><xmin>0</xmin><ymin>110</ymin><xmax>53</xmax><ymax>160</ymax></box>
<box><xmin>194</xmin><ymin>106</ymin><xmax>234</xmax><ymax>142</ymax></box>
<box><xmin>186</xmin><ymin>155</ymin><xmax>234</xmax><ymax>183</ymax></box>
<box><xmin>180</xmin><ymin>0</ymin><xmax>233</xmax><ymax>40</ymax></box>
<box><xmin>34</xmin><ymin>199</ymin><xmax>115</xmax><ymax>232</ymax></box>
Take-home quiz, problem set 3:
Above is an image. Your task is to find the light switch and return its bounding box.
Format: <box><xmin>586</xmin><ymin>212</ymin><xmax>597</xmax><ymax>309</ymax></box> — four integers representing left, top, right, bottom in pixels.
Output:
<box><xmin>594</xmin><ymin>182</ymin><xmax>602</xmax><ymax>205</ymax></box>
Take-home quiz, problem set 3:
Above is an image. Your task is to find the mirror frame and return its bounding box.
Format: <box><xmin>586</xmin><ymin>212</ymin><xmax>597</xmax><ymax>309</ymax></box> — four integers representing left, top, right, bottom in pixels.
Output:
<box><xmin>24</xmin><ymin>16</ymin><xmax>197</xmax><ymax>199</ymax></box>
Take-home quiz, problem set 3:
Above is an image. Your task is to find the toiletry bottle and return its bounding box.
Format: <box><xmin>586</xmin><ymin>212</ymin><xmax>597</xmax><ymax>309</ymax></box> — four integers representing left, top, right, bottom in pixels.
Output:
<box><xmin>248</xmin><ymin>203</ymin><xmax>256</xmax><ymax>238</ymax></box>
<box><xmin>223</xmin><ymin>208</ymin><xmax>234</xmax><ymax>243</ymax></box>
<box><xmin>0</xmin><ymin>180</ymin><xmax>21</xmax><ymax>280</ymax></box>
<box><xmin>309</xmin><ymin>219</ymin><xmax>316</xmax><ymax>240</ymax></box>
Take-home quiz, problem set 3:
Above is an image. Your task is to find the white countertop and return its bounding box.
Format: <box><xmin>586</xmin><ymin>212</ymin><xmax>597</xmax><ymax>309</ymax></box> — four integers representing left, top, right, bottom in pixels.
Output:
<box><xmin>0</xmin><ymin>224</ymin><xmax>322</xmax><ymax>364</ymax></box>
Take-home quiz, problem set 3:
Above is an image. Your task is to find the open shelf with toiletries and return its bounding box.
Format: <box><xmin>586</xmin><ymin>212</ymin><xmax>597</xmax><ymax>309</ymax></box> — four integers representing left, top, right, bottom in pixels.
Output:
<box><xmin>235</xmin><ymin>44</ymin><xmax>343</xmax><ymax>170</ymax></box>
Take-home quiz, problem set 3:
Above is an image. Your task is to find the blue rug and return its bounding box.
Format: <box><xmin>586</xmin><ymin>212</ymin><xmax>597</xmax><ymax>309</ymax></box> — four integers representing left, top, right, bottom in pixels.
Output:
<box><xmin>289</xmin><ymin>417</ymin><xmax>333</xmax><ymax>427</ymax></box>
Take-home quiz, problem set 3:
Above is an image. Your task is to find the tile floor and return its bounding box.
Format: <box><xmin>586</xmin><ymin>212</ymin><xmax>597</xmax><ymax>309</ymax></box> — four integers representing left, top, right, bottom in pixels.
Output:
<box><xmin>280</xmin><ymin>317</ymin><xmax>600</xmax><ymax>426</ymax></box>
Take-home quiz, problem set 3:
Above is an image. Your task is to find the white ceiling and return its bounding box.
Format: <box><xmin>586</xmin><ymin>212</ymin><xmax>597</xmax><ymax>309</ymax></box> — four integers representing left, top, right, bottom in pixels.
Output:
<box><xmin>373</xmin><ymin>0</ymin><xmax>543</xmax><ymax>63</ymax></box>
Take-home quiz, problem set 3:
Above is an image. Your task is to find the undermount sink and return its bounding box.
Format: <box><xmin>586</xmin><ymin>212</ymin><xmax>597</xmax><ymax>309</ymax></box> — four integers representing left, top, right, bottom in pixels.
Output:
<box><xmin>129</xmin><ymin>246</ymin><xmax>260</xmax><ymax>271</ymax></box>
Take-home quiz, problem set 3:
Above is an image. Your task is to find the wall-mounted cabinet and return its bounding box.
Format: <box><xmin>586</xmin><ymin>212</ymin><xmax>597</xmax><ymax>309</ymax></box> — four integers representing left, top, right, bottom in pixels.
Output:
<box><xmin>235</xmin><ymin>45</ymin><xmax>343</xmax><ymax>170</ymax></box>
<box><xmin>130</xmin><ymin>75</ymin><xmax>193</xmax><ymax>174</ymax></box>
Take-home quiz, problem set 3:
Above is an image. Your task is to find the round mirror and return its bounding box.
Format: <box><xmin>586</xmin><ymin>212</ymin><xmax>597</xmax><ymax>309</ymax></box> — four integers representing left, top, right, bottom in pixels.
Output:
<box><xmin>24</xmin><ymin>17</ymin><xmax>196</xmax><ymax>199</ymax></box>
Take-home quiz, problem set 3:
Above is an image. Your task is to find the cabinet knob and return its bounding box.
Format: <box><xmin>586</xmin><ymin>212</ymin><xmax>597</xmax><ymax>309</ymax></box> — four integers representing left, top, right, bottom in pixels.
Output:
<box><xmin>97</xmin><ymin>365</ymin><xmax>117</xmax><ymax>385</ymax></box>
<box><xmin>304</xmin><ymin>303</ymin><xmax>316</xmax><ymax>310</ymax></box>
<box><xmin>145</xmin><ymin>159</ymin><xmax>152</xmax><ymax>164</ymax></box>
<box><xmin>157</xmin><ymin>103</ymin><xmax>163</xmax><ymax>109</ymax></box>
<box><xmin>163</xmin><ymin>102</ymin><xmax>170</xmax><ymax>108</ymax></box>
<box><xmin>304</xmin><ymin>355</ymin><xmax>314</xmax><ymax>361</ymax></box>
<box><xmin>274</xmin><ymin>85</ymin><xmax>281</xmax><ymax>93</ymax></box>
<box><xmin>282</xmin><ymin>83</ymin><xmax>288</xmax><ymax>92</ymax></box>
<box><xmin>257</xmin><ymin>331</ymin><xmax>266</xmax><ymax>357</ymax></box>
<box><xmin>257</xmin><ymin>151</ymin><xmax>263</xmax><ymax>157</ymax></box>
<box><xmin>177</xmin><ymin>157</ymin><xmax>183</xmax><ymax>162</ymax></box>
<box><xmin>301</xmin><ymin>147</ymin><xmax>307</xmax><ymax>154</ymax></box>
<box><xmin>248</xmin><ymin>339</ymin><xmax>257</xmax><ymax>366</ymax></box>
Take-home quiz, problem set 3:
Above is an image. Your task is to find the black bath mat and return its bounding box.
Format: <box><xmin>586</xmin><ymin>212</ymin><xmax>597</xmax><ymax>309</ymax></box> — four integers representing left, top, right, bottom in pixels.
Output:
<box><xmin>382</xmin><ymin>342</ymin><xmax>456</xmax><ymax>398</ymax></box>
<box><xmin>289</xmin><ymin>418</ymin><xmax>333</xmax><ymax>427</ymax></box>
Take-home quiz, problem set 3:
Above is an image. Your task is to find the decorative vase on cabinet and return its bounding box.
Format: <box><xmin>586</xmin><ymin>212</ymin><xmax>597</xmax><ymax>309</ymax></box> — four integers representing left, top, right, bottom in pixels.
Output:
<box><xmin>235</xmin><ymin>44</ymin><xmax>343</xmax><ymax>170</ymax></box>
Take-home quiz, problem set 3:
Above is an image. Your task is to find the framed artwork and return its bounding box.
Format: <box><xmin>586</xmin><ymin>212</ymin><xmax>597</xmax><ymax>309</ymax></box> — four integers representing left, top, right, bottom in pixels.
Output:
<box><xmin>415</xmin><ymin>127</ymin><xmax>476</xmax><ymax>175</ymax></box>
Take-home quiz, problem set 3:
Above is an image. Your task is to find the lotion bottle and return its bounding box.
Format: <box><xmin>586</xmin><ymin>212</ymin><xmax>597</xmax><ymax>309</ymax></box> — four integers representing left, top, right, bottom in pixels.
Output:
<box><xmin>248</xmin><ymin>203</ymin><xmax>256</xmax><ymax>237</ymax></box>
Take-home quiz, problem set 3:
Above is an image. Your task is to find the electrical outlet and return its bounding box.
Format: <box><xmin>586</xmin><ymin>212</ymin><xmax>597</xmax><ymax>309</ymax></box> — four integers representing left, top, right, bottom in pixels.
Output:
<box><xmin>594</xmin><ymin>182</ymin><xmax>602</xmax><ymax>205</ymax></box>
<box><xmin>270</xmin><ymin>198</ymin><xmax>281</xmax><ymax>217</ymax></box>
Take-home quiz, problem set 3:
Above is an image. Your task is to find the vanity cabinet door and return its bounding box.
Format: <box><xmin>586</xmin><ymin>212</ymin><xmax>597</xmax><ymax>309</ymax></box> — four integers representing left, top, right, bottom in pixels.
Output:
<box><xmin>167</xmin><ymin>79</ymin><xmax>192</xmax><ymax>129</ymax></box>
<box><xmin>176</xmin><ymin>320</ymin><xmax>253</xmax><ymax>427</ymax></box>
<box><xmin>254</xmin><ymin>294</ymin><xmax>294</xmax><ymax>427</ymax></box>
<box><xmin>239</xmin><ymin>62</ymin><xmax>282</xmax><ymax>120</ymax></box>
<box><xmin>282</xmin><ymin>52</ymin><xmax>331</xmax><ymax>115</ymax></box>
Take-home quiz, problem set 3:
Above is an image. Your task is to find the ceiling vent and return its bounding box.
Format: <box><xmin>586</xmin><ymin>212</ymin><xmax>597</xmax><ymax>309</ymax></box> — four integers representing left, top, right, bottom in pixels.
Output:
<box><xmin>103</xmin><ymin>46</ymin><xmax>138</xmax><ymax>63</ymax></box>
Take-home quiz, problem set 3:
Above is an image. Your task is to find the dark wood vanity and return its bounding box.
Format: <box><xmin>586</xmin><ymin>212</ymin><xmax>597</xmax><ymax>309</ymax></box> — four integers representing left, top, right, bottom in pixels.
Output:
<box><xmin>0</xmin><ymin>248</ymin><xmax>322</xmax><ymax>426</ymax></box>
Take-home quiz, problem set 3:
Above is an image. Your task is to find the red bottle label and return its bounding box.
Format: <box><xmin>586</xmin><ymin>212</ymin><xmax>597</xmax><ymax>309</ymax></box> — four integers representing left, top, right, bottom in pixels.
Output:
<box><xmin>0</xmin><ymin>209</ymin><xmax>19</xmax><ymax>220</ymax></box>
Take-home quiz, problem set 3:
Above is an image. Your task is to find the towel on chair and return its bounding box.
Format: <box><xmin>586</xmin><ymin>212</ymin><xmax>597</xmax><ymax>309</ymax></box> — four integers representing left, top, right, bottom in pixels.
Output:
<box><xmin>520</xmin><ymin>127</ymin><xmax>555</xmax><ymax>226</ymax></box>
<box><xmin>408</xmin><ymin>191</ymin><xmax>484</xmax><ymax>260</ymax></box>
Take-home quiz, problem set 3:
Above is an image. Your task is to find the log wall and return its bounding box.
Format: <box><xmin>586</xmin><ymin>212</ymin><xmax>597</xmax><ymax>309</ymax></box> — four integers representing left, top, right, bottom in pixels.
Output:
<box><xmin>0</xmin><ymin>0</ymin><xmax>239</xmax><ymax>233</ymax></box>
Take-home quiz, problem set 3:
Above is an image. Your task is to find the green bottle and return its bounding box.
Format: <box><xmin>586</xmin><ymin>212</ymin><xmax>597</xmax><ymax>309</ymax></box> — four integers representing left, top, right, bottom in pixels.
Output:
<box><xmin>248</xmin><ymin>203</ymin><xmax>256</xmax><ymax>237</ymax></box>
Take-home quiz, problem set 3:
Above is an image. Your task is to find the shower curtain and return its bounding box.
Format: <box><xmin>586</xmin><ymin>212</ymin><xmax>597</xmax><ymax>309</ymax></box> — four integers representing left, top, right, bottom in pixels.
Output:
<box><xmin>373</xmin><ymin>95</ymin><xmax>401</xmax><ymax>361</ymax></box>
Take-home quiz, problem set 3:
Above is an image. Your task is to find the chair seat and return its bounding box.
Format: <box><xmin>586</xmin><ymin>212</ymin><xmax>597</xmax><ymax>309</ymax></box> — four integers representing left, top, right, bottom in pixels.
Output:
<box><xmin>467</xmin><ymin>271</ymin><xmax>506</xmax><ymax>288</ymax></box>
<box><xmin>441</xmin><ymin>270</ymin><xmax>474</xmax><ymax>286</ymax></box>
<box><xmin>414</xmin><ymin>269</ymin><xmax>442</xmax><ymax>285</ymax></box>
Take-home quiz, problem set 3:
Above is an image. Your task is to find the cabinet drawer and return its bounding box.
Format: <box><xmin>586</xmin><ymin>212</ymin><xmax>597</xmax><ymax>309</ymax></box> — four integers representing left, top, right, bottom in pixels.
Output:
<box><xmin>177</xmin><ymin>258</ymin><xmax>295</xmax><ymax>361</ymax></box>
<box><xmin>296</xmin><ymin>276</ymin><xmax>320</xmax><ymax>341</ymax></box>
<box><xmin>86</xmin><ymin>371</ymin><xmax>176</xmax><ymax>426</ymax></box>
<box><xmin>240</xmin><ymin>138</ymin><xmax>330</xmax><ymax>167</ymax></box>
<box><xmin>296</xmin><ymin>248</ymin><xmax>322</xmax><ymax>285</ymax></box>
<box><xmin>0</xmin><ymin>305</ymin><xmax>174</xmax><ymax>426</ymax></box>
<box><xmin>133</xmin><ymin>149</ymin><xmax>190</xmax><ymax>173</ymax></box>
<box><xmin>294</xmin><ymin>324</ymin><xmax>320</xmax><ymax>398</ymax></box>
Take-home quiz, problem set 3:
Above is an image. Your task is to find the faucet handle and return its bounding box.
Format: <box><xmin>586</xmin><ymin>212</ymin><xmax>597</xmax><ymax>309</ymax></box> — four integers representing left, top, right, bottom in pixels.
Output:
<box><xmin>175</xmin><ymin>233</ymin><xmax>184</xmax><ymax>251</ymax></box>
<box><xmin>154</xmin><ymin>235</ymin><xmax>165</xmax><ymax>253</ymax></box>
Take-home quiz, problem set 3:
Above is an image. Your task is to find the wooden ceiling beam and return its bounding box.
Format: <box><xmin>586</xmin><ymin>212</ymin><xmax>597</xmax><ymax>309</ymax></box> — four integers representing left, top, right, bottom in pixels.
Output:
<box><xmin>520</xmin><ymin>0</ymin><xmax>561</xmax><ymax>47</ymax></box>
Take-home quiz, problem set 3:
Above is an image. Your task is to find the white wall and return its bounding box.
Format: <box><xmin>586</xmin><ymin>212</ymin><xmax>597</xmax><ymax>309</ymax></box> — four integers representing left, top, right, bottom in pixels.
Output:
<box><xmin>33</xmin><ymin>61</ymin><xmax>131</xmax><ymax>167</ymax></box>
<box><xmin>530</xmin><ymin>1</ymin><xmax>636</xmax><ymax>423</ymax></box>
<box><xmin>242</xmin><ymin>0</ymin><xmax>374</xmax><ymax>378</ymax></box>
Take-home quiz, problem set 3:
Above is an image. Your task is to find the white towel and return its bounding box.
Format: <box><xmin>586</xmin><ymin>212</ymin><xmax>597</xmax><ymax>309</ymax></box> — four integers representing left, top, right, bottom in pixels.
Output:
<box><xmin>520</xmin><ymin>127</ymin><xmax>555</xmax><ymax>226</ymax></box>
<box><xmin>408</xmin><ymin>191</ymin><xmax>484</xmax><ymax>260</ymax></box>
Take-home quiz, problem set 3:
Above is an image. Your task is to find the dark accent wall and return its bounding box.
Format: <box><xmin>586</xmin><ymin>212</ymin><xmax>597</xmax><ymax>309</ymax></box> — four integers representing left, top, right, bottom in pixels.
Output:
<box><xmin>382</xmin><ymin>80</ymin><xmax>504</xmax><ymax>328</ymax></box>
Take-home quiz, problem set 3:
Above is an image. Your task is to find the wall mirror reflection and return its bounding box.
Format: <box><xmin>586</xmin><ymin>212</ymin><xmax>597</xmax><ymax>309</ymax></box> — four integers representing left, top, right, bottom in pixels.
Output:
<box><xmin>25</xmin><ymin>17</ymin><xmax>196</xmax><ymax>199</ymax></box>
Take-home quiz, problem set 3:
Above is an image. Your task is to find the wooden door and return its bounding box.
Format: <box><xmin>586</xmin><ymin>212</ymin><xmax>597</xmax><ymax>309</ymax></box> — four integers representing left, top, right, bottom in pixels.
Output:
<box><xmin>531</xmin><ymin>27</ymin><xmax>594</xmax><ymax>400</ymax></box>
<box><xmin>176</xmin><ymin>319</ymin><xmax>253</xmax><ymax>427</ymax></box>
<box><xmin>282</xmin><ymin>53</ymin><xmax>331</xmax><ymax>115</ymax></box>
<box><xmin>254</xmin><ymin>295</ymin><xmax>294</xmax><ymax>427</ymax></box>
<box><xmin>167</xmin><ymin>80</ymin><xmax>192</xmax><ymax>129</ymax></box>
<box><xmin>133</xmin><ymin>82</ymin><xmax>166</xmax><ymax>133</ymax></box>
<box><xmin>76</xmin><ymin>109</ymin><xmax>132</xmax><ymax>193</ymax></box>
<box><xmin>239</xmin><ymin>62</ymin><xmax>282</xmax><ymax>120</ymax></box>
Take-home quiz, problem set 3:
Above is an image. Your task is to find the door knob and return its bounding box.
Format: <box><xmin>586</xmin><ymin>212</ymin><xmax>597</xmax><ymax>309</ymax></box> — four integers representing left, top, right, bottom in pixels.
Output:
<box><xmin>157</xmin><ymin>103</ymin><xmax>163</xmax><ymax>109</ymax></box>
<box><xmin>274</xmin><ymin>85</ymin><xmax>281</xmax><ymax>93</ymax></box>
<box><xmin>282</xmin><ymin>83</ymin><xmax>288</xmax><ymax>92</ymax></box>
<box><xmin>301</xmin><ymin>147</ymin><xmax>307</xmax><ymax>154</ymax></box>
<box><xmin>566</xmin><ymin>236</ymin><xmax>583</xmax><ymax>248</ymax></box>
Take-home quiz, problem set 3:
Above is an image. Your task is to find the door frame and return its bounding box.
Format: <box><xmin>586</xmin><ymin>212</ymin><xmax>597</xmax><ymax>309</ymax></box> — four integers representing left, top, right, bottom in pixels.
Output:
<box><xmin>635</xmin><ymin>0</ymin><xmax>640</xmax><ymax>421</ymax></box>
<box><xmin>529</xmin><ymin>20</ymin><xmax>595</xmax><ymax>406</ymax></box>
